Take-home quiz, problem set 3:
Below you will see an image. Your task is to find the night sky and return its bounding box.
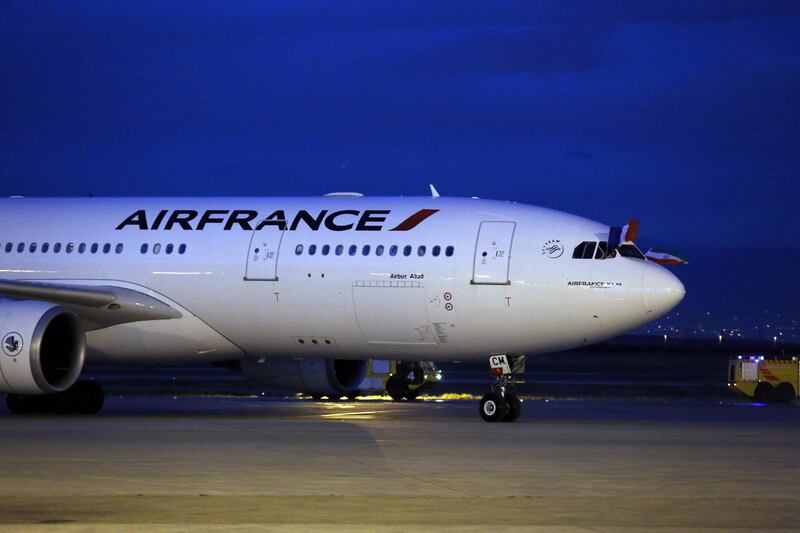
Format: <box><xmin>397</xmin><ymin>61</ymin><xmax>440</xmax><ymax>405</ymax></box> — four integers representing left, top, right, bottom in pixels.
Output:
<box><xmin>1</xmin><ymin>2</ymin><xmax>799</xmax><ymax>338</ymax></box>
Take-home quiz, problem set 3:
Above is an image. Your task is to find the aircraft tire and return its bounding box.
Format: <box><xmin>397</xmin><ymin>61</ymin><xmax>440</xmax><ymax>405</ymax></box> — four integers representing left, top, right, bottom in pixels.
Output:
<box><xmin>405</xmin><ymin>388</ymin><xmax>420</xmax><ymax>401</ymax></box>
<box><xmin>6</xmin><ymin>394</ymin><xmax>32</xmax><ymax>414</ymax></box>
<box><xmin>502</xmin><ymin>392</ymin><xmax>521</xmax><ymax>422</ymax></box>
<box><xmin>385</xmin><ymin>376</ymin><xmax>408</xmax><ymax>401</ymax></box>
<box><xmin>71</xmin><ymin>380</ymin><xmax>105</xmax><ymax>414</ymax></box>
<box><xmin>480</xmin><ymin>392</ymin><xmax>509</xmax><ymax>422</ymax></box>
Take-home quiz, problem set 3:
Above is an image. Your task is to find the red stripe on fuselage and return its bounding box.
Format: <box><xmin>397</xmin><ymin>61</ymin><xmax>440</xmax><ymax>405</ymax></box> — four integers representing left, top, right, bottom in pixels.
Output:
<box><xmin>389</xmin><ymin>209</ymin><xmax>439</xmax><ymax>231</ymax></box>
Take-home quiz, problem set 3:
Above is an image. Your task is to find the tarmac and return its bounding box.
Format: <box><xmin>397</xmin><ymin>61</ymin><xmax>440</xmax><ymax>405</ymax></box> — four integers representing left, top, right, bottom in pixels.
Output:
<box><xmin>0</xmin><ymin>396</ymin><xmax>798</xmax><ymax>532</ymax></box>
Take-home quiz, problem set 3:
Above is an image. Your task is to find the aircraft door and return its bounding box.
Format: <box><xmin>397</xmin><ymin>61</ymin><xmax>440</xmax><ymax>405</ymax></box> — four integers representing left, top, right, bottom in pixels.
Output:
<box><xmin>245</xmin><ymin>228</ymin><xmax>284</xmax><ymax>281</ymax></box>
<box><xmin>471</xmin><ymin>221</ymin><xmax>515</xmax><ymax>285</ymax></box>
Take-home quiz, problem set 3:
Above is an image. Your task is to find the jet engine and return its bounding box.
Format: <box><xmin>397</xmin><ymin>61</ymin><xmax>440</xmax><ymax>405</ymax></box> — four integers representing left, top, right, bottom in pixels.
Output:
<box><xmin>239</xmin><ymin>357</ymin><xmax>368</xmax><ymax>398</ymax></box>
<box><xmin>0</xmin><ymin>300</ymin><xmax>86</xmax><ymax>394</ymax></box>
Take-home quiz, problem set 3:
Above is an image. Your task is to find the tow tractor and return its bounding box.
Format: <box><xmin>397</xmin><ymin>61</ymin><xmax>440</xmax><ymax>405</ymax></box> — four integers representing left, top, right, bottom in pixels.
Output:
<box><xmin>479</xmin><ymin>354</ymin><xmax>525</xmax><ymax>422</ymax></box>
<box><xmin>728</xmin><ymin>356</ymin><xmax>798</xmax><ymax>403</ymax></box>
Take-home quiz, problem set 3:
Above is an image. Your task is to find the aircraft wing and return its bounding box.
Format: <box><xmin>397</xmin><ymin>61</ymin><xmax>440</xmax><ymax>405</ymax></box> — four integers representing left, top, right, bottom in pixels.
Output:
<box><xmin>0</xmin><ymin>279</ymin><xmax>182</xmax><ymax>331</ymax></box>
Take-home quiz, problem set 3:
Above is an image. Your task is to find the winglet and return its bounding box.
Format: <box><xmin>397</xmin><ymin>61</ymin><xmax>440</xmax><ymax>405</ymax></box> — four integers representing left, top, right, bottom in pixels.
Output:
<box><xmin>429</xmin><ymin>184</ymin><xmax>440</xmax><ymax>198</ymax></box>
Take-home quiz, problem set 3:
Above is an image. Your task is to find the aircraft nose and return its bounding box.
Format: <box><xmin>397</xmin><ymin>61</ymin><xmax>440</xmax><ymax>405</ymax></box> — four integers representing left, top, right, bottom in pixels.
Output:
<box><xmin>642</xmin><ymin>266</ymin><xmax>685</xmax><ymax>318</ymax></box>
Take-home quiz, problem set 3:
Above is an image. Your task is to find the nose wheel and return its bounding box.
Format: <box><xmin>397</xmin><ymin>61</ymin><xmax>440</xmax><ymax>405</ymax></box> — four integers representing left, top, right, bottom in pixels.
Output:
<box><xmin>480</xmin><ymin>355</ymin><xmax>524</xmax><ymax>422</ymax></box>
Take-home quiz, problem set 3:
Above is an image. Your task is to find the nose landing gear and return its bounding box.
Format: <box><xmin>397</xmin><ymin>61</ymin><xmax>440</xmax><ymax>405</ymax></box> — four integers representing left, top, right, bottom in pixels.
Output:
<box><xmin>480</xmin><ymin>354</ymin><xmax>524</xmax><ymax>422</ymax></box>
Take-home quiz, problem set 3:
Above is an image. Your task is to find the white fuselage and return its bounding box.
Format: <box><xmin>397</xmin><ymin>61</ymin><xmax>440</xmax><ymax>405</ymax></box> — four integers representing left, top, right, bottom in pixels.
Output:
<box><xmin>0</xmin><ymin>196</ymin><xmax>684</xmax><ymax>363</ymax></box>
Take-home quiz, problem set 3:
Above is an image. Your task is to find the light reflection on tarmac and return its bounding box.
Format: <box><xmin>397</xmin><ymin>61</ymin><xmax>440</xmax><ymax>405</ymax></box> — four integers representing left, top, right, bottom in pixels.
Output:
<box><xmin>0</xmin><ymin>396</ymin><xmax>797</xmax><ymax>532</ymax></box>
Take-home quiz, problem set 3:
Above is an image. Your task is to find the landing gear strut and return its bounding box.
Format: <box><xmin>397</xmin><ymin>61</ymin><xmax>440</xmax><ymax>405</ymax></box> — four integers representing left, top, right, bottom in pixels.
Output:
<box><xmin>480</xmin><ymin>355</ymin><xmax>524</xmax><ymax>422</ymax></box>
<box><xmin>6</xmin><ymin>380</ymin><xmax>105</xmax><ymax>415</ymax></box>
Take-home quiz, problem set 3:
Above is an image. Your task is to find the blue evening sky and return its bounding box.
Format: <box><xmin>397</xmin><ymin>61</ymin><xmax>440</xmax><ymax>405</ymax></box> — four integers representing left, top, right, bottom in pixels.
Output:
<box><xmin>1</xmin><ymin>1</ymin><xmax>799</xmax><ymax>332</ymax></box>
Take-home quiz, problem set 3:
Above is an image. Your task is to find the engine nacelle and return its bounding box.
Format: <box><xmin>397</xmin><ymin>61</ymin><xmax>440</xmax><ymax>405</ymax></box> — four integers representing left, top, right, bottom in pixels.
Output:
<box><xmin>0</xmin><ymin>300</ymin><xmax>86</xmax><ymax>394</ymax></box>
<box><xmin>239</xmin><ymin>357</ymin><xmax>368</xmax><ymax>397</ymax></box>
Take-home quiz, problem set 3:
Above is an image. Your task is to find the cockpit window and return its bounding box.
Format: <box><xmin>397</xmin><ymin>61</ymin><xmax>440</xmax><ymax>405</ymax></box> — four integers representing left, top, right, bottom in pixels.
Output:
<box><xmin>572</xmin><ymin>241</ymin><xmax>597</xmax><ymax>259</ymax></box>
<box><xmin>617</xmin><ymin>243</ymin><xmax>646</xmax><ymax>260</ymax></box>
<box><xmin>595</xmin><ymin>241</ymin><xmax>608</xmax><ymax>259</ymax></box>
<box><xmin>574</xmin><ymin>240</ymin><xmax>622</xmax><ymax>260</ymax></box>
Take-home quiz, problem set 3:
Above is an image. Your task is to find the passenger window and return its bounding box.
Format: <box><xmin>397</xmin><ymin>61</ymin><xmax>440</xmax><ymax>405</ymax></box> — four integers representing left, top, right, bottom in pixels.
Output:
<box><xmin>362</xmin><ymin>245</ymin><xmax>370</xmax><ymax>256</ymax></box>
<box><xmin>42</xmin><ymin>243</ymin><xmax>49</xmax><ymax>253</ymax></box>
<box><xmin>403</xmin><ymin>245</ymin><xmax>412</xmax><ymax>257</ymax></box>
<box><xmin>178</xmin><ymin>244</ymin><xmax>186</xmax><ymax>255</ymax></box>
<box><xmin>389</xmin><ymin>245</ymin><xmax>398</xmax><ymax>256</ymax></box>
<box><xmin>140</xmin><ymin>244</ymin><xmax>148</xmax><ymax>254</ymax></box>
<box><xmin>4</xmin><ymin>243</ymin><xmax>11</xmax><ymax>253</ymax></box>
<box><xmin>295</xmin><ymin>244</ymin><xmax>303</xmax><ymax>255</ymax></box>
<box><xmin>90</xmin><ymin>243</ymin><xmax>99</xmax><ymax>254</ymax></box>
<box><xmin>66</xmin><ymin>243</ymin><xmax>75</xmax><ymax>254</ymax></box>
<box><xmin>417</xmin><ymin>245</ymin><xmax>426</xmax><ymax>256</ymax></box>
<box><xmin>54</xmin><ymin>243</ymin><xmax>61</xmax><ymax>253</ymax></box>
<box><xmin>78</xmin><ymin>243</ymin><xmax>87</xmax><ymax>254</ymax></box>
<box><xmin>165</xmin><ymin>244</ymin><xmax>174</xmax><ymax>255</ymax></box>
<box><xmin>29</xmin><ymin>243</ymin><xmax>37</xmax><ymax>253</ymax></box>
<box><xmin>308</xmin><ymin>244</ymin><xmax>317</xmax><ymax>256</ymax></box>
<box><xmin>103</xmin><ymin>243</ymin><xmax>111</xmax><ymax>254</ymax></box>
<box><xmin>445</xmin><ymin>246</ymin><xmax>454</xmax><ymax>257</ymax></box>
<box><xmin>153</xmin><ymin>243</ymin><xmax>161</xmax><ymax>254</ymax></box>
<box><xmin>349</xmin><ymin>245</ymin><xmax>357</xmax><ymax>256</ymax></box>
<box><xmin>17</xmin><ymin>243</ymin><xmax>24</xmax><ymax>253</ymax></box>
<box><xmin>335</xmin><ymin>245</ymin><xmax>344</xmax><ymax>256</ymax></box>
<box><xmin>375</xmin><ymin>245</ymin><xmax>384</xmax><ymax>256</ymax></box>
<box><xmin>432</xmin><ymin>245</ymin><xmax>441</xmax><ymax>257</ymax></box>
<box><xmin>321</xmin><ymin>245</ymin><xmax>330</xmax><ymax>256</ymax></box>
<box><xmin>115</xmin><ymin>243</ymin><xmax>123</xmax><ymax>254</ymax></box>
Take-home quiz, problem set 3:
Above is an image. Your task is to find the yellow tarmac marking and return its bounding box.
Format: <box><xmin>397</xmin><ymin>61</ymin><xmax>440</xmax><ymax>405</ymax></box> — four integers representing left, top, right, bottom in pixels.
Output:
<box><xmin>319</xmin><ymin>410</ymin><xmax>388</xmax><ymax>420</ymax></box>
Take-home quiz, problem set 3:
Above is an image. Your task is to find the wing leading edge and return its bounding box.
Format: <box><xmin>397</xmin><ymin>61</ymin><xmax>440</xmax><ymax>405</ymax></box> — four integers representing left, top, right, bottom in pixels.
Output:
<box><xmin>0</xmin><ymin>280</ymin><xmax>182</xmax><ymax>330</ymax></box>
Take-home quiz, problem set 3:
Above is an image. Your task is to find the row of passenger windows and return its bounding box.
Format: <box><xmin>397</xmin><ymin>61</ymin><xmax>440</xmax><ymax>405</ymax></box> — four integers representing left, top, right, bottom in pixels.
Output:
<box><xmin>2</xmin><ymin>242</ymin><xmax>189</xmax><ymax>256</ymax></box>
<box><xmin>3</xmin><ymin>242</ymin><xmax>125</xmax><ymax>254</ymax></box>
<box><xmin>295</xmin><ymin>244</ymin><xmax>455</xmax><ymax>258</ymax></box>
<box><xmin>139</xmin><ymin>243</ymin><xmax>187</xmax><ymax>255</ymax></box>
<box><xmin>572</xmin><ymin>241</ymin><xmax>645</xmax><ymax>260</ymax></box>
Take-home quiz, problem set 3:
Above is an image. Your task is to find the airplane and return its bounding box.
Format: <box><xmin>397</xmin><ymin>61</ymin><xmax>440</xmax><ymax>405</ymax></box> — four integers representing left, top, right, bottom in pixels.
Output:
<box><xmin>0</xmin><ymin>192</ymin><xmax>684</xmax><ymax>421</ymax></box>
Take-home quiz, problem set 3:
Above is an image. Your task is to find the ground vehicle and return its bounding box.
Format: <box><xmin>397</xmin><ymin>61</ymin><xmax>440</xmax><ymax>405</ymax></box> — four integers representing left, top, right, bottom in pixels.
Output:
<box><xmin>729</xmin><ymin>356</ymin><xmax>798</xmax><ymax>403</ymax></box>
